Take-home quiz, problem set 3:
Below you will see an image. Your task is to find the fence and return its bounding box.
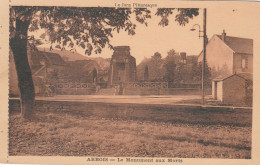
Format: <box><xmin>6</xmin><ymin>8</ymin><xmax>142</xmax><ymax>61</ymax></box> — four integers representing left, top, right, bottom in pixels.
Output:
<box><xmin>55</xmin><ymin>83</ymin><xmax>95</xmax><ymax>89</ymax></box>
<box><xmin>54</xmin><ymin>83</ymin><xmax>96</xmax><ymax>95</ymax></box>
<box><xmin>125</xmin><ymin>82</ymin><xmax>168</xmax><ymax>88</ymax></box>
<box><xmin>124</xmin><ymin>82</ymin><xmax>205</xmax><ymax>95</ymax></box>
<box><xmin>47</xmin><ymin>79</ymin><xmax>89</xmax><ymax>83</ymax></box>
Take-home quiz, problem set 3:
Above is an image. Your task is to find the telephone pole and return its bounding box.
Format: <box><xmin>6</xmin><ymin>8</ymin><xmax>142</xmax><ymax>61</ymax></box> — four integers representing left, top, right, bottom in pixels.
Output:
<box><xmin>202</xmin><ymin>8</ymin><xmax>207</xmax><ymax>105</ymax></box>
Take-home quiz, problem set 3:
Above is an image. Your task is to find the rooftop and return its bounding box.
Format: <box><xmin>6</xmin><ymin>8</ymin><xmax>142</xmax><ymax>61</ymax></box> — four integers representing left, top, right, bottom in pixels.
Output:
<box><xmin>216</xmin><ymin>33</ymin><xmax>253</xmax><ymax>54</ymax></box>
<box><xmin>30</xmin><ymin>51</ymin><xmax>66</xmax><ymax>66</ymax></box>
<box><xmin>213</xmin><ymin>73</ymin><xmax>252</xmax><ymax>81</ymax></box>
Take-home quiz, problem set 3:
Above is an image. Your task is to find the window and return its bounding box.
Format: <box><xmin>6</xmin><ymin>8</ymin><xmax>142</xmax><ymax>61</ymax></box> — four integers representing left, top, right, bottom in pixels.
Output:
<box><xmin>117</xmin><ymin>62</ymin><xmax>125</xmax><ymax>70</ymax></box>
<box><xmin>241</xmin><ymin>57</ymin><xmax>248</xmax><ymax>69</ymax></box>
<box><xmin>242</xmin><ymin>59</ymin><xmax>245</xmax><ymax>69</ymax></box>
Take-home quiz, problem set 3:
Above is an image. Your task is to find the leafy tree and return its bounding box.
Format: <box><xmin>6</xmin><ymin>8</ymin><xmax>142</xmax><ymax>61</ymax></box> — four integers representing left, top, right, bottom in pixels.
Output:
<box><xmin>193</xmin><ymin>61</ymin><xmax>211</xmax><ymax>87</ymax></box>
<box><xmin>175</xmin><ymin>63</ymin><xmax>185</xmax><ymax>84</ymax></box>
<box><xmin>163</xmin><ymin>49</ymin><xmax>177</xmax><ymax>85</ymax></box>
<box><xmin>150</xmin><ymin>52</ymin><xmax>164</xmax><ymax>81</ymax></box>
<box><xmin>9</xmin><ymin>7</ymin><xmax>199</xmax><ymax>118</ymax></box>
<box><xmin>156</xmin><ymin>8</ymin><xmax>199</xmax><ymax>26</ymax></box>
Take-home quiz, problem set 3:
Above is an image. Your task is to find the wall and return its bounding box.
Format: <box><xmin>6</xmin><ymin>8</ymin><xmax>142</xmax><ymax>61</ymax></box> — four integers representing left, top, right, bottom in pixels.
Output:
<box><xmin>198</xmin><ymin>35</ymin><xmax>233</xmax><ymax>78</ymax></box>
<box><xmin>233</xmin><ymin>53</ymin><xmax>253</xmax><ymax>74</ymax></box>
<box><xmin>222</xmin><ymin>76</ymin><xmax>246</xmax><ymax>105</ymax></box>
<box><xmin>212</xmin><ymin>81</ymin><xmax>216</xmax><ymax>99</ymax></box>
<box><xmin>55</xmin><ymin>88</ymin><xmax>96</xmax><ymax>95</ymax></box>
<box><xmin>124</xmin><ymin>87</ymin><xmax>206</xmax><ymax>96</ymax></box>
<box><xmin>54</xmin><ymin>83</ymin><xmax>96</xmax><ymax>95</ymax></box>
<box><xmin>216</xmin><ymin>81</ymin><xmax>223</xmax><ymax>101</ymax></box>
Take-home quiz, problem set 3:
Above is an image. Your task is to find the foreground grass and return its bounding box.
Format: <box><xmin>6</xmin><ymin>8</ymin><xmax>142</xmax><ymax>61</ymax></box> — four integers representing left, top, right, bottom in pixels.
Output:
<box><xmin>9</xmin><ymin>112</ymin><xmax>251</xmax><ymax>158</ymax></box>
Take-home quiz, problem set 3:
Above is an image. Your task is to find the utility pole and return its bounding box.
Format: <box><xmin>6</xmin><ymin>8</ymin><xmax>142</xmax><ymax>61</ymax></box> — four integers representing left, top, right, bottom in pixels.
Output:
<box><xmin>202</xmin><ymin>8</ymin><xmax>207</xmax><ymax>105</ymax></box>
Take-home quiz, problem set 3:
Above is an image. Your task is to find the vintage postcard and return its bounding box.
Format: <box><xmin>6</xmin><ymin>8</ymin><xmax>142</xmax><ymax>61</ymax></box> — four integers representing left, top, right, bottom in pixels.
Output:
<box><xmin>1</xmin><ymin>0</ymin><xmax>260</xmax><ymax>164</ymax></box>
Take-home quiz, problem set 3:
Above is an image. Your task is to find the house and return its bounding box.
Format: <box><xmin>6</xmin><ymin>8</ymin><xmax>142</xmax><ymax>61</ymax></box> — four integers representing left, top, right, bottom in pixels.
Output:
<box><xmin>198</xmin><ymin>30</ymin><xmax>253</xmax><ymax>106</ymax></box>
<box><xmin>29</xmin><ymin>49</ymin><xmax>67</xmax><ymax>94</ymax></box>
<box><xmin>29</xmin><ymin>50</ymin><xmax>66</xmax><ymax>78</ymax></box>
<box><xmin>9</xmin><ymin>44</ymin><xmax>70</xmax><ymax>96</ymax></box>
<box><xmin>198</xmin><ymin>30</ymin><xmax>253</xmax><ymax>78</ymax></box>
<box><xmin>108</xmin><ymin>46</ymin><xmax>136</xmax><ymax>86</ymax></box>
<box><xmin>9</xmin><ymin>44</ymin><xmax>67</xmax><ymax>96</ymax></box>
<box><xmin>212</xmin><ymin>73</ymin><xmax>252</xmax><ymax>106</ymax></box>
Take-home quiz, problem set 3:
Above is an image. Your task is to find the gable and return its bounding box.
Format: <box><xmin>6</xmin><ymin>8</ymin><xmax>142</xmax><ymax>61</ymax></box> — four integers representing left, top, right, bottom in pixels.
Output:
<box><xmin>198</xmin><ymin>35</ymin><xmax>234</xmax><ymax>61</ymax></box>
<box><xmin>213</xmin><ymin>73</ymin><xmax>246</xmax><ymax>82</ymax></box>
<box><xmin>29</xmin><ymin>50</ymin><xmax>66</xmax><ymax>66</ymax></box>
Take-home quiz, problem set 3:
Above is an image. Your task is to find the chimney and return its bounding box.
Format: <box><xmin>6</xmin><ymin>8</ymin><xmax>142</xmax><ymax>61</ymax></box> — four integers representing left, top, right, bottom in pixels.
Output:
<box><xmin>180</xmin><ymin>52</ymin><xmax>186</xmax><ymax>59</ymax></box>
<box><xmin>180</xmin><ymin>52</ymin><xmax>187</xmax><ymax>64</ymax></box>
<box><xmin>221</xmin><ymin>29</ymin><xmax>226</xmax><ymax>42</ymax></box>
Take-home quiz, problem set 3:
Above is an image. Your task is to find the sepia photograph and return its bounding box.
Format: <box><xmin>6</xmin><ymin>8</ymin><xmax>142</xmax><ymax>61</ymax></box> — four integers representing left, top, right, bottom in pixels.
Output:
<box><xmin>1</xmin><ymin>0</ymin><xmax>260</xmax><ymax>164</ymax></box>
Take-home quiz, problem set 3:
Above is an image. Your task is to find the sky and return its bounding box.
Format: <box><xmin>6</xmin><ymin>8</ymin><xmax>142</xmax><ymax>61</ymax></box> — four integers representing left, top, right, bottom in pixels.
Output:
<box><xmin>35</xmin><ymin>6</ymin><xmax>258</xmax><ymax>64</ymax></box>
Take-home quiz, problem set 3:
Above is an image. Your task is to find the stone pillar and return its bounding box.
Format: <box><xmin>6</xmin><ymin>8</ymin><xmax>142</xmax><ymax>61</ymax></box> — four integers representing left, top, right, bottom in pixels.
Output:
<box><xmin>124</xmin><ymin>59</ymin><xmax>128</xmax><ymax>83</ymax></box>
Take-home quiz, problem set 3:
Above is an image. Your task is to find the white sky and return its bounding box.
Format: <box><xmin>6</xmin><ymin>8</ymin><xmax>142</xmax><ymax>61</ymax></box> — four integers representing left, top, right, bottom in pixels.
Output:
<box><xmin>34</xmin><ymin>7</ymin><xmax>257</xmax><ymax>64</ymax></box>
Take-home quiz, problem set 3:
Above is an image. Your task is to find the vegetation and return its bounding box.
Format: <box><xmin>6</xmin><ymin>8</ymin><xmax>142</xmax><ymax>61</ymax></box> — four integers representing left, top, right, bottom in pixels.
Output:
<box><xmin>9</xmin><ymin>109</ymin><xmax>251</xmax><ymax>158</ymax></box>
<box><xmin>163</xmin><ymin>49</ymin><xmax>177</xmax><ymax>84</ymax></box>
<box><xmin>9</xmin><ymin>7</ymin><xmax>199</xmax><ymax>118</ymax></box>
<box><xmin>137</xmin><ymin>49</ymin><xmax>211</xmax><ymax>86</ymax></box>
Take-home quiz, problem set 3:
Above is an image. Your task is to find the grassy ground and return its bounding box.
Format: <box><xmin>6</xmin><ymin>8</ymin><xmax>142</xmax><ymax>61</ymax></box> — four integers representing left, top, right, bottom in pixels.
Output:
<box><xmin>9</xmin><ymin>110</ymin><xmax>251</xmax><ymax>158</ymax></box>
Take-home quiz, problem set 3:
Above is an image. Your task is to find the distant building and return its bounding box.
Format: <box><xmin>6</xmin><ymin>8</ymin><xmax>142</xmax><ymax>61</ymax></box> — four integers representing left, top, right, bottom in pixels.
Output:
<box><xmin>29</xmin><ymin>49</ymin><xmax>67</xmax><ymax>94</ymax></box>
<box><xmin>108</xmin><ymin>46</ymin><xmax>136</xmax><ymax>86</ymax></box>
<box><xmin>198</xmin><ymin>30</ymin><xmax>253</xmax><ymax>78</ymax></box>
<box><xmin>29</xmin><ymin>49</ymin><xmax>66</xmax><ymax>78</ymax></box>
<box><xmin>180</xmin><ymin>52</ymin><xmax>187</xmax><ymax>64</ymax></box>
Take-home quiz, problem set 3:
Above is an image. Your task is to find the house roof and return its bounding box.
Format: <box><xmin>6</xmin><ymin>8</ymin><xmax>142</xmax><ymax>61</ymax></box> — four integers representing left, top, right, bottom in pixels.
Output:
<box><xmin>216</xmin><ymin>35</ymin><xmax>253</xmax><ymax>54</ymax></box>
<box><xmin>30</xmin><ymin>51</ymin><xmax>66</xmax><ymax>66</ymax></box>
<box><xmin>236</xmin><ymin>73</ymin><xmax>253</xmax><ymax>81</ymax></box>
<box><xmin>67</xmin><ymin>60</ymin><xmax>100</xmax><ymax>72</ymax></box>
<box><xmin>44</xmin><ymin>52</ymin><xmax>66</xmax><ymax>65</ymax></box>
<box><xmin>213</xmin><ymin>73</ymin><xmax>248</xmax><ymax>82</ymax></box>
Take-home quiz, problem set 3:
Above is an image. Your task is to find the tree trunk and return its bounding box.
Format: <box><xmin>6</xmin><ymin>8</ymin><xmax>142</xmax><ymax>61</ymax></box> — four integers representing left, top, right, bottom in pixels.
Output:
<box><xmin>10</xmin><ymin>18</ymin><xmax>35</xmax><ymax>119</ymax></box>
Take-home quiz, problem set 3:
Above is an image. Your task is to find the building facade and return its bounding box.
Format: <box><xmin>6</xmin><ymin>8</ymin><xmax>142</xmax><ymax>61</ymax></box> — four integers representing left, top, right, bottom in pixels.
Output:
<box><xmin>198</xmin><ymin>30</ymin><xmax>253</xmax><ymax>79</ymax></box>
<box><xmin>200</xmin><ymin>30</ymin><xmax>253</xmax><ymax>105</ymax></box>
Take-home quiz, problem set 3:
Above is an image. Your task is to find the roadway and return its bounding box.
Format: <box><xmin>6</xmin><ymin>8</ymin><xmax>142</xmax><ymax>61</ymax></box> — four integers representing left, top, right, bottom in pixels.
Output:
<box><xmin>35</xmin><ymin>95</ymin><xmax>202</xmax><ymax>105</ymax></box>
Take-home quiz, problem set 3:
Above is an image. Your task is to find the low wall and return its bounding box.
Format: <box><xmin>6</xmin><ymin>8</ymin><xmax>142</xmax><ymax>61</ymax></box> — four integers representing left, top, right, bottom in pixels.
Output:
<box><xmin>55</xmin><ymin>88</ymin><xmax>96</xmax><ymax>95</ymax></box>
<box><xmin>124</xmin><ymin>88</ymin><xmax>161</xmax><ymax>95</ymax></box>
<box><xmin>9</xmin><ymin>99</ymin><xmax>252</xmax><ymax>127</ymax></box>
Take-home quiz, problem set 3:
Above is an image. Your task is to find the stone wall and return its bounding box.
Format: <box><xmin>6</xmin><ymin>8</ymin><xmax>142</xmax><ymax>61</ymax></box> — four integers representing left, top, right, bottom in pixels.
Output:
<box><xmin>124</xmin><ymin>88</ymin><xmax>211</xmax><ymax>96</ymax></box>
